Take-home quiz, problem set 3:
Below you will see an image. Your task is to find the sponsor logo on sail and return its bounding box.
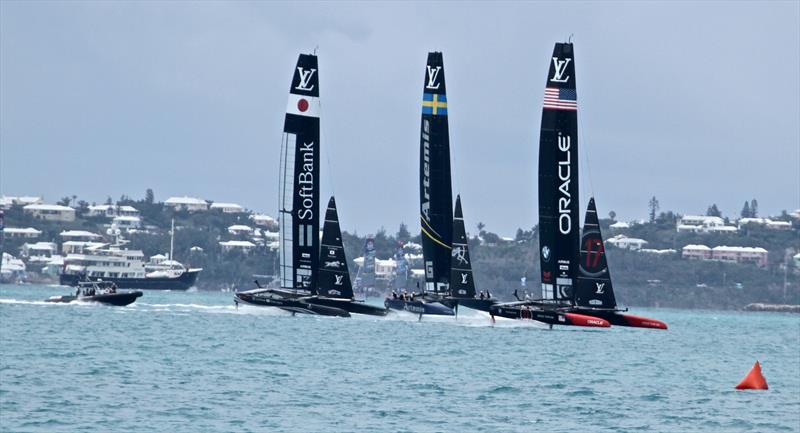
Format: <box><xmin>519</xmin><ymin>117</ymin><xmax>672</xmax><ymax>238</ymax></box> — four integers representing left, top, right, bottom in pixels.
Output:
<box><xmin>422</xmin><ymin>93</ymin><xmax>447</xmax><ymax>116</ymax></box>
<box><xmin>297</xmin><ymin>141</ymin><xmax>315</xmax><ymax>220</ymax></box>
<box><xmin>327</xmin><ymin>289</ymin><xmax>342</xmax><ymax>296</ymax></box>
<box><xmin>541</xmin><ymin>246</ymin><xmax>551</xmax><ymax>261</ymax></box>
<box><xmin>595</xmin><ymin>282</ymin><xmax>605</xmax><ymax>294</ymax></box>
<box><xmin>425</xmin><ymin>65</ymin><xmax>441</xmax><ymax>89</ymax></box>
<box><xmin>460</xmin><ymin>273</ymin><xmax>468</xmax><ymax>284</ymax></box>
<box><xmin>334</xmin><ymin>275</ymin><xmax>344</xmax><ymax>285</ymax></box>
<box><xmin>421</xmin><ymin>120</ymin><xmax>431</xmax><ymax>220</ymax></box>
<box><xmin>549</xmin><ymin>58</ymin><xmax>571</xmax><ymax>83</ymax></box>
<box><xmin>295</xmin><ymin>67</ymin><xmax>316</xmax><ymax>91</ymax></box>
<box><xmin>324</xmin><ymin>261</ymin><xmax>342</xmax><ymax>268</ymax></box>
<box><xmin>452</xmin><ymin>246</ymin><xmax>468</xmax><ymax>265</ymax></box>
<box><xmin>557</xmin><ymin>133</ymin><xmax>572</xmax><ymax>235</ymax></box>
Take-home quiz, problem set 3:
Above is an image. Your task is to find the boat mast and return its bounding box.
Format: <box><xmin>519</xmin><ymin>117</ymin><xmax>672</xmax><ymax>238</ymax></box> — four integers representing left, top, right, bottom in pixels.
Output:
<box><xmin>169</xmin><ymin>218</ymin><xmax>174</xmax><ymax>260</ymax></box>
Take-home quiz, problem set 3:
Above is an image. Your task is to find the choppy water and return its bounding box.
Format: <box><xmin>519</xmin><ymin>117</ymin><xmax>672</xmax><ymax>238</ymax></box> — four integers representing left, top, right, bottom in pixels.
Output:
<box><xmin>1</xmin><ymin>284</ymin><xmax>798</xmax><ymax>432</ymax></box>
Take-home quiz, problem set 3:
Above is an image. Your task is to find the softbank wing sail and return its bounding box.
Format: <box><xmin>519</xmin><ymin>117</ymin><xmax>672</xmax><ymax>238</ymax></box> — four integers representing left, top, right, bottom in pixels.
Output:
<box><xmin>419</xmin><ymin>52</ymin><xmax>454</xmax><ymax>295</ymax></box>
<box><xmin>280</xmin><ymin>54</ymin><xmax>321</xmax><ymax>292</ymax></box>
<box><xmin>538</xmin><ymin>43</ymin><xmax>579</xmax><ymax>303</ymax></box>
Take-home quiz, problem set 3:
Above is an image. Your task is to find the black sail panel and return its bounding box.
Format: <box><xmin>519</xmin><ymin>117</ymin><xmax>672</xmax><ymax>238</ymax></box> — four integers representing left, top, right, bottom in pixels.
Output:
<box><xmin>575</xmin><ymin>198</ymin><xmax>617</xmax><ymax>308</ymax></box>
<box><xmin>279</xmin><ymin>54</ymin><xmax>320</xmax><ymax>292</ymax></box>
<box><xmin>450</xmin><ymin>195</ymin><xmax>476</xmax><ymax>298</ymax></box>
<box><xmin>318</xmin><ymin>196</ymin><xmax>354</xmax><ymax>299</ymax></box>
<box><xmin>419</xmin><ymin>51</ymin><xmax>453</xmax><ymax>294</ymax></box>
<box><xmin>538</xmin><ymin>42</ymin><xmax>579</xmax><ymax>302</ymax></box>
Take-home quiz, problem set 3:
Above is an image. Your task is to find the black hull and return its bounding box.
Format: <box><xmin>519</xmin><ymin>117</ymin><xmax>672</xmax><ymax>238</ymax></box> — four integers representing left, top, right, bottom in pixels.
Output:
<box><xmin>440</xmin><ymin>297</ymin><xmax>498</xmax><ymax>313</ymax></box>
<box><xmin>305</xmin><ymin>297</ymin><xmax>389</xmax><ymax>316</ymax></box>
<box><xmin>234</xmin><ymin>291</ymin><xmax>350</xmax><ymax>317</ymax></box>
<box><xmin>384</xmin><ymin>298</ymin><xmax>454</xmax><ymax>316</ymax></box>
<box><xmin>59</xmin><ymin>270</ymin><xmax>200</xmax><ymax>291</ymax></box>
<box><xmin>46</xmin><ymin>291</ymin><xmax>142</xmax><ymax>306</ymax></box>
<box><xmin>490</xmin><ymin>302</ymin><xmax>610</xmax><ymax>328</ymax></box>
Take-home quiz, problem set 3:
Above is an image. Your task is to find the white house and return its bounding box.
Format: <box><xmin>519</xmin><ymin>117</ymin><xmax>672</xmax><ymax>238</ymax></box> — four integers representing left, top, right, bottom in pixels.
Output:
<box><xmin>24</xmin><ymin>204</ymin><xmax>76</xmax><ymax>222</ymax></box>
<box><xmin>640</xmin><ymin>248</ymin><xmax>677</xmax><ymax>255</ymax></box>
<box><xmin>606</xmin><ymin>234</ymin><xmax>648</xmax><ymax>251</ymax></box>
<box><xmin>60</xmin><ymin>230</ymin><xmax>103</xmax><ymax>241</ymax></box>
<box><xmin>352</xmin><ymin>257</ymin><xmax>398</xmax><ymax>278</ymax></box>
<box><xmin>20</xmin><ymin>242</ymin><xmax>57</xmax><ymax>263</ymax></box>
<box><xmin>738</xmin><ymin>218</ymin><xmax>792</xmax><ymax>230</ymax></box>
<box><xmin>251</xmin><ymin>214</ymin><xmax>278</xmax><ymax>228</ymax></box>
<box><xmin>711</xmin><ymin>246</ymin><xmax>769</xmax><ymax>267</ymax></box>
<box><xmin>87</xmin><ymin>204</ymin><xmax>140</xmax><ymax>218</ymax></box>
<box><xmin>219</xmin><ymin>240</ymin><xmax>256</xmax><ymax>253</ymax></box>
<box><xmin>677</xmin><ymin>215</ymin><xmax>738</xmax><ymax>233</ymax></box>
<box><xmin>113</xmin><ymin>215</ymin><xmax>141</xmax><ymax>229</ymax></box>
<box><xmin>2</xmin><ymin>196</ymin><xmax>43</xmax><ymax>207</ymax></box>
<box><xmin>3</xmin><ymin>227</ymin><xmax>42</xmax><ymax>239</ymax></box>
<box><xmin>227</xmin><ymin>225</ymin><xmax>254</xmax><ymax>236</ymax></box>
<box><xmin>165</xmin><ymin>196</ymin><xmax>208</xmax><ymax>212</ymax></box>
<box><xmin>210</xmin><ymin>202</ymin><xmax>244</xmax><ymax>213</ymax></box>
<box><xmin>609</xmin><ymin>221</ymin><xmax>630</xmax><ymax>230</ymax></box>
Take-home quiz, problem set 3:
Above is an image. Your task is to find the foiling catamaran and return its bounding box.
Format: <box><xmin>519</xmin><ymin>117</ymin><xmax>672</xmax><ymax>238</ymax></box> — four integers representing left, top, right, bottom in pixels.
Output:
<box><xmin>384</xmin><ymin>52</ymin><xmax>498</xmax><ymax>318</ymax></box>
<box><xmin>234</xmin><ymin>53</ymin><xmax>386</xmax><ymax>317</ymax></box>
<box><xmin>489</xmin><ymin>42</ymin><xmax>667</xmax><ymax>330</ymax></box>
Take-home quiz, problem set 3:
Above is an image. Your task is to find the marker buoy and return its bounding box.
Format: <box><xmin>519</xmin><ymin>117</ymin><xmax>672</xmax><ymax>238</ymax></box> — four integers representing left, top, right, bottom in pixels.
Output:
<box><xmin>735</xmin><ymin>361</ymin><xmax>768</xmax><ymax>390</ymax></box>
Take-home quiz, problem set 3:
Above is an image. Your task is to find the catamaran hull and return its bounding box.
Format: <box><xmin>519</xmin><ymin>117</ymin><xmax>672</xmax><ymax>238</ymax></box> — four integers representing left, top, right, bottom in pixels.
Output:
<box><xmin>490</xmin><ymin>304</ymin><xmax>609</xmax><ymax>328</ymax></box>
<box><xmin>441</xmin><ymin>297</ymin><xmax>498</xmax><ymax>313</ymax></box>
<box><xmin>384</xmin><ymin>298</ymin><xmax>455</xmax><ymax>316</ymax></box>
<box><xmin>573</xmin><ymin>309</ymin><xmax>668</xmax><ymax>329</ymax></box>
<box><xmin>234</xmin><ymin>292</ymin><xmax>350</xmax><ymax>317</ymax></box>
<box><xmin>304</xmin><ymin>297</ymin><xmax>388</xmax><ymax>316</ymax></box>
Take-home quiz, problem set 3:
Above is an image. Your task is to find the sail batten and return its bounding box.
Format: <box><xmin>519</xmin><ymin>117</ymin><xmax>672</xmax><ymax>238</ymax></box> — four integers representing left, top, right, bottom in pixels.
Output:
<box><xmin>419</xmin><ymin>52</ymin><xmax>454</xmax><ymax>294</ymax></box>
<box><xmin>279</xmin><ymin>54</ymin><xmax>320</xmax><ymax>292</ymax></box>
<box><xmin>538</xmin><ymin>43</ymin><xmax>579</xmax><ymax>302</ymax></box>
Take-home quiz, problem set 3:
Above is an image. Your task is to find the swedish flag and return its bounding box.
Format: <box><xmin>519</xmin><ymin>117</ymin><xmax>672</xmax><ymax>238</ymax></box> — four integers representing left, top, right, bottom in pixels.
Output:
<box><xmin>422</xmin><ymin>93</ymin><xmax>447</xmax><ymax>116</ymax></box>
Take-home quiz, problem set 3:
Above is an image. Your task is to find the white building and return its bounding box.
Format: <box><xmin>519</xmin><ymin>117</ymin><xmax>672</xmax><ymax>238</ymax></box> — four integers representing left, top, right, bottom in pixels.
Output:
<box><xmin>87</xmin><ymin>204</ymin><xmax>140</xmax><ymax>218</ymax></box>
<box><xmin>227</xmin><ymin>225</ymin><xmax>254</xmax><ymax>236</ymax></box>
<box><xmin>219</xmin><ymin>240</ymin><xmax>256</xmax><ymax>253</ymax></box>
<box><xmin>677</xmin><ymin>215</ymin><xmax>738</xmax><ymax>233</ymax></box>
<box><xmin>606</xmin><ymin>234</ymin><xmax>648</xmax><ymax>251</ymax></box>
<box><xmin>210</xmin><ymin>202</ymin><xmax>244</xmax><ymax>213</ymax></box>
<box><xmin>711</xmin><ymin>246</ymin><xmax>769</xmax><ymax>267</ymax></box>
<box><xmin>352</xmin><ymin>257</ymin><xmax>398</xmax><ymax>278</ymax></box>
<box><xmin>1</xmin><ymin>196</ymin><xmax>43</xmax><ymax>208</ymax></box>
<box><xmin>738</xmin><ymin>218</ymin><xmax>792</xmax><ymax>230</ymax></box>
<box><xmin>640</xmin><ymin>248</ymin><xmax>677</xmax><ymax>255</ymax></box>
<box><xmin>251</xmin><ymin>214</ymin><xmax>278</xmax><ymax>228</ymax></box>
<box><xmin>3</xmin><ymin>227</ymin><xmax>42</xmax><ymax>239</ymax></box>
<box><xmin>165</xmin><ymin>196</ymin><xmax>208</xmax><ymax>212</ymax></box>
<box><xmin>20</xmin><ymin>242</ymin><xmax>57</xmax><ymax>263</ymax></box>
<box><xmin>62</xmin><ymin>241</ymin><xmax>106</xmax><ymax>255</ymax></box>
<box><xmin>609</xmin><ymin>221</ymin><xmax>630</xmax><ymax>230</ymax></box>
<box><xmin>60</xmin><ymin>230</ymin><xmax>103</xmax><ymax>241</ymax></box>
<box><xmin>24</xmin><ymin>204</ymin><xmax>76</xmax><ymax>222</ymax></box>
<box><xmin>113</xmin><ymin>215</ymin><xmax>141</xmax><ymax>229</ymax></box>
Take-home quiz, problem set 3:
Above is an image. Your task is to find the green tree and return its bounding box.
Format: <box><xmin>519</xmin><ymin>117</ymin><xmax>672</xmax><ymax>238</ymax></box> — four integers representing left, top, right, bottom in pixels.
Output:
<box><xmin>750</xmin><ymin>199</ymin><xmax>758</xmax><ymax>217</ymax></box>
<box><xmin>648</xmin><ymin>196</ymin><xmax>659</xmax><ymax>223</ymax></box>
<box><xmin>397</xmin><ymin>222</ymin><xmax>410</xmax><ymax>241</ymax></box>
<box><xmin>57</xmin><ymin>196</ymin><xmax>71</xmax><ymax>206</ymax></box>
<box><xmin>706</xmin><ymin>204</ymin><xmax>721</xmax><ymax>217</ymax></box>
<box><xmin>741</xmin><ymin>201</ymin><xmax>751</xmax><ymax>218</ymax></box>
<box><xmin>145</xmin><ymin>189</ymin><xmax>155</xmax><ymax>204</ymax></box>
<box><xmin>608</xmin><ymin>210</ymin><xmax>617</xmax><ymax>221</ymax></box>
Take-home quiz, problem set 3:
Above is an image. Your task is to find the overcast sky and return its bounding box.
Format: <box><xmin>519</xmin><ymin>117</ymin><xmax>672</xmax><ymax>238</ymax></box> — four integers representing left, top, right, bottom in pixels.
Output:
<box><xmin>1</xmin><ymin>1</ymin><xmax>798</xmax><ymax>235</ymax></box>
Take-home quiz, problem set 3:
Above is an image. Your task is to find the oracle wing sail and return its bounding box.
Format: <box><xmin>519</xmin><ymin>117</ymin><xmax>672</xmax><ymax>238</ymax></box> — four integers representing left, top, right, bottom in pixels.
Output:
<box><xmin>279</xmin><ymin>54</ymin><xmax>320</xmax><ymax>293</ymax></box>
<box><xmin>317</xmin><ymin>196</ymin><xmax>354</xmax><ymax>299</ymax></box>
<box><xmin>574</xmin><ymin>197</ymin><xmax>617</xmax><ymax>309</ymax></box>
<box><xmin>538</xmin><ymin>42</ymin><xmax>579</xmax><ymax>303</ymax></box>
<box><xmin>419</xmin><ymin>51</ymin><xmax>454</xmax><ymax>294</ymax></box>
<box><xmin>449</xmin><ymin>195</ymin><xmax>475</xmax><ymax>298</ymax></box>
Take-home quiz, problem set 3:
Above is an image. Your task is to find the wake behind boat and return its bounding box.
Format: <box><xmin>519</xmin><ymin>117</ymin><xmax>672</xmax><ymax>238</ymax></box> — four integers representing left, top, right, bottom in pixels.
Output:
<box><xmin>46</xmin><ymin>281</ymin><xmax>142</xmax><ymax>306</ymax></box>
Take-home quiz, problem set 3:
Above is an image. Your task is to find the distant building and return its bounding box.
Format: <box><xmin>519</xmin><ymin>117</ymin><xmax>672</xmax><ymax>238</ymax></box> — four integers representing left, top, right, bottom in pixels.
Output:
<box><xmin>20</xmin><ymin>242</ymin><xmax>57</xmax><ymax>263</ymax></box>
<box><xmin>353</xmin><ymin>257</ymin><xmax>397</xmax><ymax>279</ymax></box>
<box><xmin>165</xmin><ymin>196</ymin><xmax>208</xmax><ymax>212</ymax></box>
<box><xmin>682</xmin><ymin>244</ymin><xmax>768</xmax><ymax>267</ymax></box>
<box><xmin>609</xmin><ymin>221</ymin><xmax>630</xmax><ymax>230</ymax></box>
<box><xmin>59</xmin><ymin>230</ymin><xmax>103</xmax><ymax>242</ymax></box>
<box><xmin>62</xmin><ymin>241</ymin><xmax>106</xmax><ymax>255</ymax></box>
<box><xmin>24</xmin><ymin>204</ymin><xmax>76</xmax><ymax>222</ymax></box>
<box><xmin>3</xmin><ymin>227</ymin><xmax>42</xmax><ymax>239</ymax></box>
<box><xmin>219</xmin><ymin>240</ymin><xmax>256</xmax><ymax>253</ymax></box>
<box><xmin>251</xmin><ymin>214</ymin><xmax>278</xmax><ymax>229</ymax></box>
<box><xmin>113</xmin><ymin>215</ymin><xmax>141</xmax><ymax>229</ymax></box>
<box><xmin>210</xmin><ymin>202</ymin><xmax>244</xmax><ymax>213</ymax></box>
<box><xmin>738</xmin><ymin>218</ymin><xmax>792</xmax><ymax>230</ymax></box>
<box><xmin>2</xmin><ymin>196</ymin><xmax>43</xmax><ymax>208</ymax></box>
<box><xmin>640</xmin><ymin>248</ymin><xmax>677</xmax><ymax>255</ymax></box>
<box><xmin>227</xmin><ymin>225</ymin><xmax>254</xmax><ymax>236</ymax></box>
<box><xmin>677</xmin><ymin>215</ymin><xmax>738</xmax><ymax>233</ymax></box>
<box><xmin>87</xmin><ymin>204</ymin><xmax>140</xmax><ymax>218</ymax></box>
<box><xmin>606</xmin><ymin>234</ymin><xmax>648</xmax><ymax>251</ymax></box>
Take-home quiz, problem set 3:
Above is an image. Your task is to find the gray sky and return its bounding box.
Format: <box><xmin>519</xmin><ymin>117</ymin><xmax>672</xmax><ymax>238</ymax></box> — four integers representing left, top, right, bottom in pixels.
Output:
<box><xmin>2</xmin><ymin>1</ymin><xmax>798</xmax><ymax>235</ymax></box>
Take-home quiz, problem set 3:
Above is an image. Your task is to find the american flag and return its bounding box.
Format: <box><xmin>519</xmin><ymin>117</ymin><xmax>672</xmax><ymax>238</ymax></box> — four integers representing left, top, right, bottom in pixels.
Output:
<box><xmin>543</xmin><ymin>87</ymin><xmax>577</xmax><ymax>111</ymax></box>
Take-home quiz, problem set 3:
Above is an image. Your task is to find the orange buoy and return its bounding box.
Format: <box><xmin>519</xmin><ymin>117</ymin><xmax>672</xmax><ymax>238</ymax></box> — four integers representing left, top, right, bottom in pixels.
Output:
<box><xmin>735</xmin><ymin>361</ymin><xmax>769</xmax><ymax>390</ymax></box>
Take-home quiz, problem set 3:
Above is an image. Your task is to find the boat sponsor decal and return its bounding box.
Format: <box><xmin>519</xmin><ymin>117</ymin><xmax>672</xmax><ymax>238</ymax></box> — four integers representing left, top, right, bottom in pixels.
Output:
<box><xmin>543</xmin><ymin>87</ymin><xmax>577</xmax><ymax>111</ymax></box>
<box><xmin>404</xmin><ymin>303</ymin><xmax>426</xmax><ymax>314</ymax></box>
<box><xmin>286</xmin><ymin>93</ymin><xmax>319</xmax><ymax>117</ymax></box>
<box><xmin>327</xmin><ymin>289</ymin><xmax>342</xmax><ymax>296</ymax></box>
<box><xmin>422</xmin><ymin>93</ymin><xmax>448</xmax><ymax>116</ymax></box>
<box><xmin>595</xmin><ymin>282</ymin><xmax>605</xmax><ymax>294</ymax></box>
<box><xmin>457</xmin><ymin>288</ymin><xmax>467</xmax><ymax>295</ymax></box>
<box><xmin>460</xmin><ymin>273</ymin><xmax>468</xmax><ymax>284</ymax></box>
<box><xmin>425</xmin><ymin>65</ymin><xmax>442</xmax><ymax>89</ymax></box>
<box><xmin>297</xmin><ymin>141</ymin><xmax>315</xmax><ymax>220</ymax></box>
<box><xmin>452</xmin><ymin>246</ymin><xmax>468</xmax><ymax>265</ymax></box>
<box><xmin>334</xmin><ymin>275</ymin><xmax>344</xmax><ymax>285</ymax></box>
<box><xmin>421</xmin><ymin>119</ymin><xmax>431</xmax><ymax>220</ymax></box>
<box><xmin>323</xmin><ymin>260</ymin><xmax>342</xmax><ymax>268</ymax></box>
<box><xmin>549</xmin><ymin>57</ymin><xmax>571</xmax><ymax>83</ymax></box>
<box><xmin>557</xmin><ymin>133</ymin><xmax>572</xmax><ymax>234</ymax></box>
<box><xmin>542</xmin><ymin>271</ymin><xmax>552</xmax><ymax>282</ymax></box>
<box><xmin>541</xmin><ymin>246</ymin><xmax>551</xmax><ymax>261</ymax></box>
<box><xmin>294</xmin><ymin>67</ymin><xmax>316</xmax><ymax>91</ymax></box>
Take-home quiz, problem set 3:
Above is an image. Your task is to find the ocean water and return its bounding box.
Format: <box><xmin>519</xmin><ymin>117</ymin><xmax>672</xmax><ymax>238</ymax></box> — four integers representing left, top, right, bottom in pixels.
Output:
<box><xmin>1</xmin><ymin>284</ymin><xmax>798</xmax><ymax>433</ymax></box>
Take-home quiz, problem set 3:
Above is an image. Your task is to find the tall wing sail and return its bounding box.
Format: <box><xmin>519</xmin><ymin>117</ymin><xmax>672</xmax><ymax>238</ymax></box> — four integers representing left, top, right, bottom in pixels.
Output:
<box><xmin>359</xmin><ymin>237</ymin><xmax>376</xmax><ymax>288</ymax></box>
<box><xmin>538</xmin><ymin>42</ymin><xmax>579</xmax><ymax>303</ymax></box>
<box><xmin>318</xmin><ymin>196</ymin><xmax>353</xmax><ymax>299</ymax></box>
<box><xmin>575</xmin><ymin>198</ymin><xmax>617</xmax><ymax>308</ymax></box>
<box><xmin>419</xmin><ymin>51</ymin><xmax>453</xmax><ymax>294</ymax></box>
<box><xmin>449</xmin><ymin>195</ymin><xmax>476</xmax><ymax>298</ymax></box>
<box><xmin>279</xmin><ymin>54</ymin><xmax>320</xmax><ymax>292</ymax></box>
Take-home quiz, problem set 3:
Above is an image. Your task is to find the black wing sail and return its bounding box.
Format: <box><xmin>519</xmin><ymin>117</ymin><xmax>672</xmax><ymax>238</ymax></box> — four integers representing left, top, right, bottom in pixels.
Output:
<box><xmin>318</xmin><ymin>196</ymin><xmax>354</xmax><ymax>299</ymax></box>
<box><xmin>419</xmin><ymin>51</ymin><xmax>453</xmax><ymax>294</ymax></box>
<box><xmin>538</xmin><ymin>42</ymin><xmax>579</xmax><ymax>303</ymax></box>
<box><xmin>279</xmin><ymin>54</ymin><xmax>320</xmax><ymax>293</ymax></box>
<box><xmin>575</xmin><ymin>197</ymin><xmax>617</xmax><ymax>309</ymax></box>
<box><xmin>450</xmin><ymin>195</ymin><xmax>475</xmax><ymax>298</ymax></box>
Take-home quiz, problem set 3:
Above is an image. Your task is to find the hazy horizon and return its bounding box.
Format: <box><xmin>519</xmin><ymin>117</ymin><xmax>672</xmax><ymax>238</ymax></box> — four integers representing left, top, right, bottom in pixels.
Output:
<box><xmin>2</xmin><ymin>1</ymin><xmax>799</xmax><ymax>235</ymax></box>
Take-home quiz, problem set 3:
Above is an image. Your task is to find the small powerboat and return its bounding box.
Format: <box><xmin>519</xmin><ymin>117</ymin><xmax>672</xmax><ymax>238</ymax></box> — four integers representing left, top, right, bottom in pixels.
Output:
<box><xmin>46</xmin><ymin>281</ymin><xmax>142</xmax><ymax>306</ymax></box>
